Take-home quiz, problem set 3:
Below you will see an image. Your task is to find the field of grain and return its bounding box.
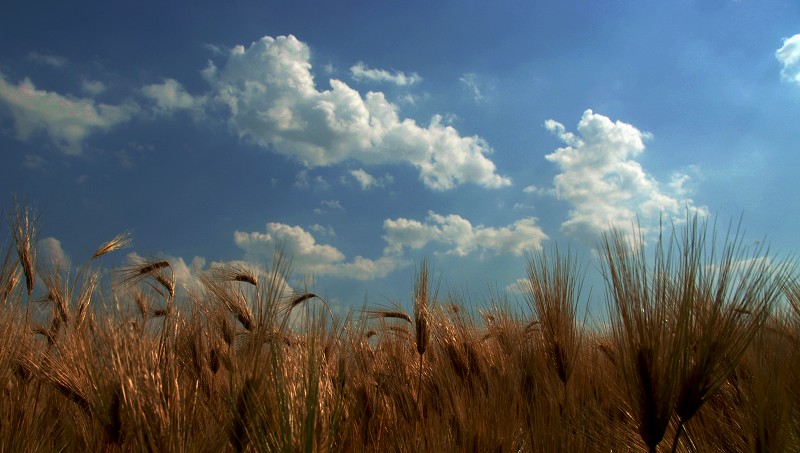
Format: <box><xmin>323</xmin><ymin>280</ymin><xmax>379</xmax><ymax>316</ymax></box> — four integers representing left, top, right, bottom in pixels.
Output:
<box><xmin>1</xmin><ymin>202</ymin><xmax>799</xmax><ymax>452</ymax></box>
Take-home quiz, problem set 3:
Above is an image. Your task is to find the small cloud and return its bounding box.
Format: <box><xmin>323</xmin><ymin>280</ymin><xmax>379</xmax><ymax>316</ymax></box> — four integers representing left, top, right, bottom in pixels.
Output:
<box><xmin>522</xmin><ymin>185</ymin><xmax>548</xmax><ymax>196</ymax></box>
<box><xmin>127</xmin><ymin>141</ymin><xmax>155</xmax><ymax>152</ymax></box>
<box><xmin>27</xmin><ymin>52</ymin><xmax>68</xmax><ymax>68</ymax></box>
<box><xmin>38</xmin><ymin>237</ymin><xmax>70</xmax><ymax>269</ymax></box>
<box><xmin>234</xmin><ymin>222</ymin><xmax>404</xmax><ymax>280</ymax></box>
<box><xmin>776</xmin><ymin>34</ymin><xmax>800</xmax><ymax>85</ymax></box>
<box><xmin>81</xmin><ymin>79</ymin><xmax>107</xmax><ymax>96</ymax></box>
<box><xmin>350</xmin><ymin>62</ymin><xmax>422</xmax><ymax>86</ymax></box>
<box><xmin>310</xmin><ymin>224</ymin><xmax>336</xmax><ymax>237</ymax></box>
<box><xmin>314</xmin><ymin>199</ymin><xmax>343</xmax><ymax>215</ymax></box>
<box><xmin>314</xmin><ymin>175</ymin><xmax>330</xmax><ymax>190</ymax></box>
<box><xmin>203</xmin><ymin>43</ymin><xmax>227</xmax><ymax>56</ymax></box>
<box><xmin>141</xmin><ymin>78</ymin><xmax>201</xmax><ymax>115</ymax></box>
<box><xmin>459</xmin><ymin>73</ymin><xmax>487</xmax><ymax>102</ymax></box>
<box><xmin>294</xmin><ymin>170</ymin><xmax>329</xmax><ymax>190</ymax></box>
<box><xmin>115</xmin><ymin>149</ymin><xmax>135</xmax><ymax>168</ymax></box>
<box><xmin>294</xmin><ymin>170</ymin><xmax>310</xmax><ymax>189</ymax></box>
<box><xmin>512</xmin><ymin>202</ymin><xmax>534</xmax><ymax>211</ymax></box>
<box><xmin>22</xmin><ymin>154</ymin><xmax>45</xmax><ymax>169</ymax></box>
<box><xmin>396</xmin><ymin>94</ymin><xmax>418</xmax><ymax>105</ymax></box>
<box><xmin>505</xmin><ymin>278</ymin><xmax>530</xmax><ymax>295</ymax></box>
<box><xmin>349</xmin><ymin>168</ymin><xmax>393</xmax><ymax>190</ymax></box>
<box><xmin>321</xmin><ymin>200</ymin><xmax>343</xmax><ymax>210</ymax></box>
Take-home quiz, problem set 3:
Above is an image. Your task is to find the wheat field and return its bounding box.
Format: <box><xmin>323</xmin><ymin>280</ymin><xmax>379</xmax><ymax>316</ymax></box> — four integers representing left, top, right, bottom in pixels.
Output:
<box><xmin>1</xmin><ymin>201</ymin><xmax>799</xmax><ymax>452</ymax></box>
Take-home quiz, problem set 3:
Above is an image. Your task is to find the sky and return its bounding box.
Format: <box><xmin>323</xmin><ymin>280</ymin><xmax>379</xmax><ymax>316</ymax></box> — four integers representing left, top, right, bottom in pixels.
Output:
<box><xmin>1</xmin><ymin>0</ymin><xmax>799</xmax><ymax>316</ymax></box>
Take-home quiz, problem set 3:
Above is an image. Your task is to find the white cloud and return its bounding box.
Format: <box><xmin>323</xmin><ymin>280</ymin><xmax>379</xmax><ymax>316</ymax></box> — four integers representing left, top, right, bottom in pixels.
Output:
<box><xmin>81</xmin><ymin>79</ymin><xmax>107</xmax><ymax>96</ymax></box>
<box><xmin>777</xmin><ymin>34</ymin><xmax>800</xmax><ymax>85</ymax></box>
<box><xmin>504</xmin><ymin>278</ymin><xmax>530</xmax><ymax>295</ymax></box>
<box><xmin>349</xmin><ymin>168</ymin><xmax>393</xmax><ymax>190</ymax></box>
<box><xmin>522</xmin><ymin>184</ymin><xmax>549</xmax><ymax>196</ymax></box>
<box><xmin>141</xmin><ymin>78</ymin><xmax>202</xmax><ymax>114</ymax></box>
<box><xmin>27</xmin><ymin>52</ymin><xmax>67</xmax><ymax>67</ymax></box>
<box><xmin>350</xmin><ymin>62</ymin><xmax>422</xmax><ymax>86</ymax></box>
<box><xmin>310</xmin><ymin>224</ymin><xmax>336</xmax><ymax>237</ymax></box>
<box><xmin>350</xmin><ymin>168</ymin><xmax>375</xmax><ymax>189</ymax></box>
<box><xmin>38</xmin><ymin>237</ymin><xmax>70</xmax><ymax>269</ymax></box>
<box><xmin>459</xmin><ymin>73</ymin><xmax>487</xmax><ymax>103</ymax></box>
<box><xmin>314</xmin><ymin>199</ymin><xmax>343</xmax><ymax>215</ymax></box>
<box><xmin>202</xmin><ymin>35</ymin><xmax>510</xmax><ymax>190</ymax></box>
<box><xmin>294</xmin><ymin>170</ymin><xmax>311</xmax><ymax>189</ymax></box>
<box><xmin>382</xmin><ymin>211</ymin><xmax>548</xmax><ymax>257</ymax></box>
<box><xmin>544</xmin><ymin>109</ymin><xmax>707</xmax><ymax>242</ymax></box>
<box><xmin>234</xmin><ymin>222</ymin><xmax>404</xmax><ymax>280</ymax></box>
<box><xmin>294</xmin><ymin>169</ymin><xmax>330</xmax><ymax>190</ymax></box>
<box><xmin>0</xmin><ymin>72</ymin><xmax>139</xmax><ymax>154</ymax></box>
<box><xmin>321</xmin><ymin>199</ymin><xmax>343</xmax><ymax>210</ymax></box>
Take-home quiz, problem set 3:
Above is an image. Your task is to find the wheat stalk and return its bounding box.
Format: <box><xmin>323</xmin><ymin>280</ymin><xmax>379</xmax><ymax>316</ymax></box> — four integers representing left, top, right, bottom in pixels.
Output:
<box><xmin>8</xmin><ymin>197</ymin><xmax>38</xmax><ymax>297</ymax></box>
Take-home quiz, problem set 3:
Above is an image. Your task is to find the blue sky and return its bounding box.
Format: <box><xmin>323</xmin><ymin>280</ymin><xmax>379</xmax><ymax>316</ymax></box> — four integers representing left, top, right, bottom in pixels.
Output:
<box><xmin>2</xmin><ymin>0</ymin><xmax>799</xmax><ymax>314</ymax></box>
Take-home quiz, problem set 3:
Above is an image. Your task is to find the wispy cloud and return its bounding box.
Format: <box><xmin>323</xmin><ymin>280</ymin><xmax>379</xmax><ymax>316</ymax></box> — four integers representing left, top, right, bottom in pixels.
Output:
<box><xmin>22</xmin><ymin>154</ymin><xmax>46</xmax><ymax>169</ymax></box>
<box><xmin>321</xmin><ymin>199</ymin><xmax>343</xmax><ymax>211</ymax></box>
<box><xmin>459</xmin><ymin>73</ymin><xmax>487</xmax><ymax>102</ymax></box>
<box><xmin>310</xmin><ymin>224</ymin><xmax>336</xmax><ymax>237</ymax></box>
<box><xmin>26</xmin><ymin>51</ymin><xmax>68</xmax><ymax>68</ymax></box>
<box><xmin>294</xmin><ymin>170</ymin><xmax>330</xmax><ymax>191</ymax></box>
<box><xmin>350</xmin><ymin>62</ymin><xmax>422</xmax><ymax>86</ymax></box>
<box><xmin>313</xmin><ymin>199</ymin><xmax>343</xmax><ymax>215</ymax></box>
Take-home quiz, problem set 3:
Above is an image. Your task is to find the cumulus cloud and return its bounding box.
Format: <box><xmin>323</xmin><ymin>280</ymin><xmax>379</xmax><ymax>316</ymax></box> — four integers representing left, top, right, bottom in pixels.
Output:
<box><xmin>504</xmin><ymin>278</ymin><xmax>530</xmax><ymax>296</ymax></box>
<box><xmin>234</xmin><ymin>210</ymin><xmax>546</xmax><ymax>281</ymax></box>
<box><xmin>544</xmin><ymin>109</ymin><xmax>707</xmax><ymax>242</ymax></box>
<box><xmin>349</xmin><ymin>168</ymin><xmax>393</xmax><ymax>190</ymax></box>
<box><xmin>350</xmin><ymin>62</ymin><xmax>422</xmax><ymax>86</ymax></box>
<box><xmin>141</xmin><ymin>78</ymin><xmax>202</xmax><ymax>114</ymax></box>
<box><xmin>234</xmin><ymin>222</ymin><xmax>405</xmax><ymax>280</ymax></box>
<box><xmin>776</xmin><ymin>34</ymin><xmax>800</xmax><ymax>85</ymax></box>
<box><xmin>202</xmin><ymin>35</ymin><xmax>510</xmax><ymax>190</ymax></box>
<box><xmin>38</xmin><ymin>237</ymin><xmax>70</xmax><ymax>268</ymax></box>
<box><xmin>382</xmin><ymin>211</ymin><xmax>548</xmax><ymax>257</ymax></box>
<box><xmin>0</xmin><ymin>72</ymin><xmax>139</xmax><ymax>154</ymax></box>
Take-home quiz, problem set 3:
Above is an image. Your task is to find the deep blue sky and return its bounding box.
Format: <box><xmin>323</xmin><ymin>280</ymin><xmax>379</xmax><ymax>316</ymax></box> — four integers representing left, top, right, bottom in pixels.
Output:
<box><xmin>2</xmin><ymin>0</ymin><xmax>799</xmax><ymax>314</ymax></box>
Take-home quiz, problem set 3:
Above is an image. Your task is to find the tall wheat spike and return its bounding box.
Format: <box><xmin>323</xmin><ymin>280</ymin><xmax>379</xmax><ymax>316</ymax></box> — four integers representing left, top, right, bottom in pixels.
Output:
<box><xmin>601</xmin><ymin>224</ymin><xmax>685</xmax><ymax>453</ymax></box>
<box><xmin>8</xmin><ymin>197</ymin><xmax>38</xmax><ymax>297</ymax></box>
